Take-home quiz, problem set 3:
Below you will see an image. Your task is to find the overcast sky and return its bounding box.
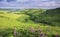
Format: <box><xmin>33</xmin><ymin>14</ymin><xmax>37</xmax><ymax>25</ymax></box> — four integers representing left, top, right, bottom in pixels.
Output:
<box><xmin>0</xmin><ymin>0</ymin><xmax>60</xmax><ymax>9</ymax></box>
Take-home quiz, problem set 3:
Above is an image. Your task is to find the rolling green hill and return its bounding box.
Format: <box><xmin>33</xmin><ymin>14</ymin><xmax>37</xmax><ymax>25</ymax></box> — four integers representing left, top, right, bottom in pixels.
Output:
<box><xmin>38</xmin><ymin>8</ymin><xmax>60</xmax><ymax>26</ymax></box>
<box><xmin>0</xmin><ymin>8</ymin><xmax>60</xmax><ymax>37</ymax></box>
<box><xmin>21</xmin><ymin>8</ymin><xmax>60</xmax><ymax>26</ymax></box>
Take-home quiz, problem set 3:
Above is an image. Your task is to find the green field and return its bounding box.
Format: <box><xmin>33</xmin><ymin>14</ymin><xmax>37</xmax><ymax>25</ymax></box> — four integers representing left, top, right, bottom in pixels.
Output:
<box><xmin>0</xmin><ymin>8</ymin><xmax>60</xmax><ymax>37</ymax></box>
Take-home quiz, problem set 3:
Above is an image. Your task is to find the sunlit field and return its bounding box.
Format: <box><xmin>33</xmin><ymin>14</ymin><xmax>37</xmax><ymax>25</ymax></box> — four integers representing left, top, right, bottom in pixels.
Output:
<box><xmin>0</xmin><ymin>8</ymin><xmax>60</xmax><ymax>37</ymax></box>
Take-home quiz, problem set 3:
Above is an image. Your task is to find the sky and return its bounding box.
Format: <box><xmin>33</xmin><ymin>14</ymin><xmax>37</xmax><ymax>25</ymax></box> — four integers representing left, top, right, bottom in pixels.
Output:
<box><xmin>0</xmin><ymin>0</ymin><xmax>60</xmax><ymax>9</ymax></box>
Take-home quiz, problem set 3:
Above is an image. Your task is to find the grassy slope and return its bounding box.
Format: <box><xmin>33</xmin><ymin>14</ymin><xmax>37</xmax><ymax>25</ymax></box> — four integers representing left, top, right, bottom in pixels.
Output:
<box><xmin>0</xmin><ymin>8</ymin><xmax>60</xmax><ymax>37</ymax></box>
<box><xmin>0</xmin><ymin>13</ymin><xmax>60</xmax><ymax>36</ymax></box>
<box><xmin>39</xmin><ymin>8</ymin><xmax>60</xmax><ymax>26</ymax></box>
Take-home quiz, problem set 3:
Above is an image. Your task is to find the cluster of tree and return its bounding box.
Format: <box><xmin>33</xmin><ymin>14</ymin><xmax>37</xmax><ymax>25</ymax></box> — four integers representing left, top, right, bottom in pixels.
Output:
<box><xmin>0</xmin><ymin>8</ymin><xmax>60</xmax><ymax>26</ymax></box>
<box><xmin>20</xmin><ymin>8</ymin><xmax>60</xmax><ymax>26</ymax></box>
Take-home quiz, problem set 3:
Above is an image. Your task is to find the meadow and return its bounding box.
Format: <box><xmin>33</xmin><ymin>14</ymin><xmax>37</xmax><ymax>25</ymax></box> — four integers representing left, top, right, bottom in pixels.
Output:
<box><xmin>0</xmin><ymin>8</ymin><xmax>60</xmax><ymax>37</ymax></box>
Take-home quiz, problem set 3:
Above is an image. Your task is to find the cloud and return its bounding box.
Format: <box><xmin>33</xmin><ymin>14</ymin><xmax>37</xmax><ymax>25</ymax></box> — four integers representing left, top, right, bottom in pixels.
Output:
<box><xmin>17</xmin><ymin>0</ymin><xmax>29</xmax><ymax>2</ymax></box>
<box><xmin>0</xmin><ymin>0</ymin><xmax>60</xmax><ymax>9</ymax></box>
<box><xmin>6</xmin><ymin>0</ymin><xmax>16</xmax><ymax>2</ymax></box>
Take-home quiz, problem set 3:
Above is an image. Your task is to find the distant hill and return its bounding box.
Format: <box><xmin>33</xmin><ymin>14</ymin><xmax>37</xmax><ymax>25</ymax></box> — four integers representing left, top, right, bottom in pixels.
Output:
<box><xmin>37</xmin><ymin>8</ymin><xmax>60</xmax><ymax>26</ymax></box>
<box><xmin>20</xmin><ymin>8</ymin><xmax>60</xmax><ymax>26</ymax></box>
<box><xmin>0</xmin><ymin>8</ymin><xmax>60</xmax><ymax>26</ymax></box>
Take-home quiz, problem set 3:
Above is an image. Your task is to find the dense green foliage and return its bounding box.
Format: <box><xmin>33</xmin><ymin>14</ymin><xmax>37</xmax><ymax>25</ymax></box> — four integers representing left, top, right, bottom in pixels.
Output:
<box><xmin>38</xmin><ymin>8</ymin><xmax>60</xmax><ymax>26</ymax></box>
<box><xmin>16</xmin><ymin>8</ymin><xmax>60</xmax><ymax>26</ymax></box>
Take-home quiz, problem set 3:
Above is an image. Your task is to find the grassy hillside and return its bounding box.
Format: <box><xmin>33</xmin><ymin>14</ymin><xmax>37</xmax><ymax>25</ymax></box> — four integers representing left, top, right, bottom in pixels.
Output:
<box><xmin>0</xmin><ymin>8</ymin><xmax>60</xmax><ymax>37</ymax></box>
<box><xmin>38</xmin><ymin>8</ymin><xmax>60</xmax><ymax>26</ymax></box>
<box><xmin>20</xmin><ymin>8</ymin><xmax>60</xmax><ymax>26</ymax></box>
